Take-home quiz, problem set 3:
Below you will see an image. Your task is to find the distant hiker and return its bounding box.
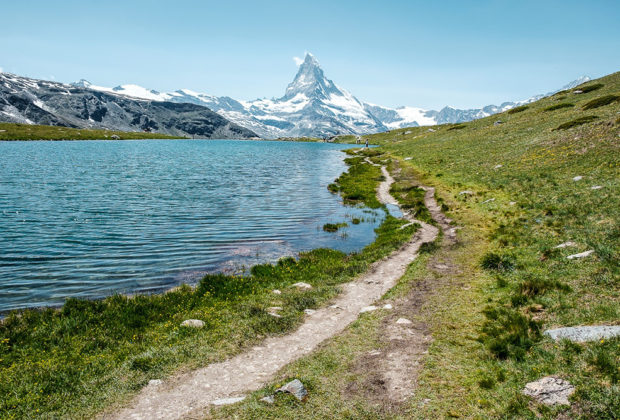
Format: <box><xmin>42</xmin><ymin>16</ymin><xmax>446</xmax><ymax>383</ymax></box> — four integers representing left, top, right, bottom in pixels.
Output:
<box><xmin>365</xmin><ymin>139</ymin><xmax>369</xmax><ymax>148</ymax></box>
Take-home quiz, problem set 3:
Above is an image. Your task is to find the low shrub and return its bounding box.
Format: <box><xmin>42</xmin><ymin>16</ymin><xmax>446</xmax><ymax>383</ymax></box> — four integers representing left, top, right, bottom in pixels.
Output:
<box><xmin>507</xmin><ymin>105</ymin><xmax>528</xmax><ymax>114</ymax></box>
<box><xmin>554</xmin><ymin>115</ymin><xmax>598</xmax><ymax>130</ymax></box>
<box><xmin>582</xmin><ymin>94</ymin><xmax>620</xmax><ymax>110</ymax></box>
<box><xmin>544</xmin><ymin>103</ymin><xmax>574</xmax><ymax>112</ymax></box>
<box><xmin>448</xmin><ymin>124</ymin><xmax>466</xmax><ymax>130</ymax></box>
<box><xmin>576</xmin><ymin>83</ymin><xmax>604</xmax><ymax>93</ymax></box>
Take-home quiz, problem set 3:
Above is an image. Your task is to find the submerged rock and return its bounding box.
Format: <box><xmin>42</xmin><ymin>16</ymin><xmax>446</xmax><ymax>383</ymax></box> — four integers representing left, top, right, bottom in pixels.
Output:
<box><xmin>522</xmin><ymin>377</ymin><xmax>574</xmax><ymax>406</ymax></box>
<box><xmin>544</xmin><ymin>325</ymin><xmax>620</xmax><ymax>342</ymax></box>
<box><xmin>180</xmin><ymin>319</ymin><xmax>205</xmax><ymax>328</ymax></box>
<box><xmin>276</xmin><ymin>379</ymin><xmax>308</xmax><ymax>401</ymax></box>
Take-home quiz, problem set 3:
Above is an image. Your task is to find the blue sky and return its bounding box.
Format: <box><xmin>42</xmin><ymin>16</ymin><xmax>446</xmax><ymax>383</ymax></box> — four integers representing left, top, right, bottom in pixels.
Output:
<box><xmin>1</xmin><ymin>0</ymin><xmax>619</xmax><ymax>109</ymax></box>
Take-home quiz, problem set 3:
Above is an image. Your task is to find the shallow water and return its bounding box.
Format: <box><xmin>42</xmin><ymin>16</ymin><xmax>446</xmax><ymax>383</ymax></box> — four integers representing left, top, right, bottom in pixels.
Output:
<box><xmin>0</xmin><ymin>139</ymin><xmax>383</xmax><ymax>312</ymax></box>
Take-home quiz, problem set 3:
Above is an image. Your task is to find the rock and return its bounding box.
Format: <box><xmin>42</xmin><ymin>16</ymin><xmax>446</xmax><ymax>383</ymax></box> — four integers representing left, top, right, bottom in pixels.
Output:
<box><xmin>459</xmin><ymin>190</ymin><xmax>474</xmax><ymax>195</ymax></box>
<box><xmin>404</xmin><ymin>157</ymin><xmax>413</xmax><ymax>161</ymax></box>
<box><xmin>572</xmin><ymin>175</ymin><xmax>583</xmax><ymax>181</ymax></box>
<box><xmin>212</xmin><ymin>396</ymin><xmax>246</xmax><ymax>406</ymax></box>
<box><xmin>554</xmin><ymin>241</ymin><xmax>576</xmax><ymax>249</ymax></box>
<box><xmin>276</xmin><ymin>379</ymin><xmax>308</xmax><ymax>401</ymax></box>
<box><xmin>591</xmin><ymin>185</ymin><xmax>603</xmax><ymax>190</ymax></box>
<box><xmin>303</xmin><ymin>309</ymin><xmax>316</xmax><ymax>315</ymax></box>
<box><xmin>566</xmin><ymin>250</ymin><xmax>594</xmax><ymax>260</ymax></box>
<box><xmin>494</xmin><ymin>164</ymin><xmax>503</xmax><ymax>169</ymax></box>
<box><xmin>148</xmin><ymin>379</ymin><xmax>163</xmax><ymax>386</ymax></box>
<box><xmin>544</xmin><ymin>325</ymin><xmax>620</xmax><ymax>342</ymax></box>
<box><xmin>573</xmin><ymin>89</ymin><xmax>583</xmax><ymax>94</ymax></box>
<box><xmin>180</xmin><ymin>319</ymin><xmax>205</xmax><ymax>328</ymax></box>
<box><xmin>272</xmin><ymin>289</ymin><xmax>282</xmax><ymax>295</ymax></box>
<box><xmin>383</xmin><ymin>303</ymin><xmax>393</xmax><ymax>310</ymax></box>
<box><xmin>291</xmin><ymin>282</ymin><xmax>312</xmax><ymax>291</ymax></box>
<box><xmin>522</xmin><ymin>377</ymin><xmax>574</xmax><ymax>406</ymax></box>
<box><xmin>260</xmin><ymin>395</ymin><xmax>275</xmax><ymax>404</ymax></box>
<box><xmin>494</xmin><ymin>120</ymin><xmax>503</xmax><ymax>126</ymax></box>
<box><xmin>396</xmin><ymin>318</ymin><xmax>413</xmax><ymax>325</ymax></box>
<box><xmin>482</xmin><ymin>198</ymin><xmax>495</xmax><ymax>204</ymax></box>
<box><xmin>427</xmin><ymin>128</ymin><xmax>436</xmax><ymax>132</ymax></box>
<box><xmin>360</xmin><ymin>305</ymin><xmax>378</xmax><ymax>313</ymax></box>
<box><xmin>267</xmin><ymin>307</ymin><xmax>283</xmax><ymax>318</ymax></box>
<box><xmin>404</xmin><ymin>130</ymin><xmax>412</xmax><ymax>135</ymax></box>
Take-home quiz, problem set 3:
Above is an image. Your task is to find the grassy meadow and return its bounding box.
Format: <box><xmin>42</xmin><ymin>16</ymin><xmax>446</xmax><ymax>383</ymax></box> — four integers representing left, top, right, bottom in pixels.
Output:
<box><xmin>0</xmin><ymin>122</ymin><xmax>184</xmax><ymax>140</ymax></box>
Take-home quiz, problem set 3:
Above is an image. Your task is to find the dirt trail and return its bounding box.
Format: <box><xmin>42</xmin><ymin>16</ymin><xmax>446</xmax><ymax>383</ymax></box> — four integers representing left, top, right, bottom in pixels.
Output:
<box><xmin>106</xmin><ymin>165</ymin><xmax>439</xmax><ymax>420</ymax></box>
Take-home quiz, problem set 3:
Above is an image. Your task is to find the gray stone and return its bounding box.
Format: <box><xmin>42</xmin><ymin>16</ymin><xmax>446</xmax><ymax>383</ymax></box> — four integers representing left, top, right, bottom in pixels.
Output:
<box><xmin>148</xmin><ymin>379</ymin><xmax>163</xmax><ymax>386</ymax></box>
<box><xmin>522</xmin><ymin>376</ymin><xmax>574</xmax><ymax>406</ymax></box>
<box><xmin>267</xmin><ymin>307</ymin><xmax>283</xmax><ymax>318</ymax></box>
<box><xmin>544</xmin><ymin>325</ymin><xmax>620</xmax><ymax>343</ymax></box>
<box><xmin>572</xmin><ymin>175</ymin><xmax>583</xmax><ymax>181</ymax></box>
<box><xmin>482</xmin><ymin>198</ymin><xmax>495</xmax><ymax>204</ymax></box>
<box><xmin>396</xmin><ymin>318</ymin><xmax>412</xmax><ymax>325</ymax></box>
<box><xmin>110</xmin><ymin>134</ymin><xmax>120</xmax><ymax>140</ymax></box>
<box><xmin>212</xmin><ymin>396</ymin><xmax>246</xmax><ymax>406</ymax></box>
<box><xmin>291</xmin><ymin>282</ymin><xmax>312</xmax><ymax>291</ymax></box>
<box><xmin>566</xmin><ymin>250</ymin><xmax>594</xmax><ymax>260</ymax></box>
<box><xmin>180</xmin><ymin>319</ymin><xmax>205</xmax><ymax>328</ymax></box>
<box><xmin>459</xmin><ymin>190</ymin><xmax>474</xmax><ymax>195</ymax></box>
<box><xmin>591</xmin><ymin>185</ymin><xmax>603</xmax><ymax>190</ymax></box>
<box><xmin>260</xmin><ymin>395</ymin><xmax>275</xmax><ymax>404</ymax></box>
<box><xmin>494</xmin><ymin>120</ymin><xmax>503</xmax><ymax>125</ymax></box>
<box><xmin>573</xmin><ymin>89</ymin><xmax>583</xmax><ymax>94</ymax></box>
<box><xmin>554</xmin><ymin>241</ymin><xmax>576</xmax><ymax>249</ymax></box>
<box><xmin>276</xmin><ymin>379</ymin><xmax>308</xmax><ymax>401</ymax></box>
<box><xmin>383</xmin><ymin>303</ymin><xmax>393</xmax><ymax>310</ymax></box>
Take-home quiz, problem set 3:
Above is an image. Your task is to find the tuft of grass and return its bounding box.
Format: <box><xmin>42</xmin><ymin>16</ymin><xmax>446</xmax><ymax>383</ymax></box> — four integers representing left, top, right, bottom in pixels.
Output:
<box><xmin>322</xmin><ymin>222</ymin><xmax>348</xmax><ymax>232</ymax></box>
<box><xmin>480</xmin><ymin>306</ymin><xmax>541</xmax><ymax>360</ymax></box>
<box><xmin>576</xmin><ymin>83</ymin><xmax>604</xmax><ymax>93</ymax></box>
<box><xmin>582</xmin><ymin>94</ymin><xmax>620</xmax><ymax>110</ymax></box>
<box><xmin>480</xmin><ymin>252</ymin><xmax>516</xmax><ymax>272</ymax></box>
<box><xmin>554</xmin><ymin>115</ymin><xmax>598</xmax><ymax>130</ymax></box>
<box><xmin>507</xmin><ymin>105</ymin><xmax>529</xmax><ymax>114</ymax></box>
<box><xmin>544</xmin><ymin>103</ymin><xmax>574</xmax><ymax>112</ymax></box>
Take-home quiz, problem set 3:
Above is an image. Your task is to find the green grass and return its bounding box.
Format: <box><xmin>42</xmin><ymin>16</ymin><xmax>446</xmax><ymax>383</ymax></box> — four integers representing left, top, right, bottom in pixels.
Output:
<box><xmin>322</xmin><ymin>222</ymin><xmax>348</xmax><ymax>232</ymax></box>
<box><xmin>0</xmin><ymin>155</ymin><xmax>418</xmax><ymax>419</ymax></box>
<box><xmin>339</xmin><ymin>70</ymin><xmax>620</xmax><ymax>418</ymax></box>
<box><xmin>0</xmin><ymin>122</ymin><xmax>185</xmax><ymax>140</ymax></box>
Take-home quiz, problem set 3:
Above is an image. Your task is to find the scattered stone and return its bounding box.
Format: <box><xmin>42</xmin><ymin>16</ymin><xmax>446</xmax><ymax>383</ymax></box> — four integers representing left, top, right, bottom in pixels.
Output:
<box><xmin>404</xmin><ymin>130</ymin><xmax>412</xmax><ymax>135</ymax></box>
<box><xmin>459</xmin><ymin>190</ymin><xmax>474</xmax><ymax>195</ymax></box>
<box><xmin>276</xmin><ymin>379</ymin><xmax>308</xmax><ymax>401</ymax></box>
<box><xmin>329</xmin><ymin>304</ymin><xmax>343</xmax><ymax>310</ymax></box>
<box><xmin>272</xmin><ymin>289</ymin><xmax>282</xmax><ymax>295</ymax></box>
<box><xmin>267</xmin><ymin>307</ymin><xmax>283</xmax><ymax>318</ymax></box>
<box><xmin>427</xmin><ymin>128</ymin><xmax>436</xmax><ymax>132</ymax></box>
<box><xmin>566</xmin><ymin>250</ymin><xmax>594</xmax><ymax>260</ymax></box>
<box><xmin>212</xmin><ymin>396</ymin><xmax>246</xmax><ymax>406</ymax></box>
<box><xmin>591</xmin><ymin>185</ymin><xmax>603</xmax><ymax>190</ymax></box>
<box><xmin>494</xmin><ymin>120</ymin><xmax>504</xmax><ymax>126</ymax></box>
<box><xmin>494</xmin><ymin>164</ymin><xmax>503</xmax><ymax>169</ymax></box>
<box><xmin>360</xmin><ymin>305</ymin><xmax>378</xmax><ymax>313</ymax></box>
<box><xmin>522</xmin><ymin>377</ymin><xmax>574</xmax><ymax>406</ymax></box>
<box><xmin>110</xmin><ymin>134</ymin><xmax>120</xmax><ymax>140</ymax></box>
<box><xmin>303</xmin><ymin>309</ymin><xmax>316</xmax><ymax>315</ymax></box>
<box><xmin>482</xmin><ymin>198</ymin><xmax>495</xmax><ymax>204</ymax></box>
<box><xmin>555</xmin><ymin>241</ymin><xmax>576</xmax><ymax>249</ymax></box>
<box><xmin>383</xmin><ymin>303</ymin><xmax>393</xmax><ymax>310</ymax></box>
<box><xmin>148</xmin><ymin>379</ymin><xmax>163</xmax><ymax>386</ymax></box>
<box><xmin>573</xmin><ymin>89</ymin><xmax>583</xmax><ymax>94</ymax></box>
<box><xmin>260</xmin><ymin>395</ymin><xmax>275</xmax><ymax>404</ymax></box>
<box><xmin>291</xmin><ymin>282</ymin><xmax>312</xmax><ymax>291</ymax></box>
<box><xmin>544</xmin><ymin>325</ymin><xmax>620</xmax><ymax>342</ymax></box>
<box><xmin>180</xmin><ymin>319</ymin><xmax>205</xmax><ymax>328</ymax></box>
<box><xmin>404</xmin><ymin>157</ymin><xmax>413</xmax><ymax>161</ymax></box>
<box><xmin>509</xmin><ymin>201</ymin><xmax>517</xmax><ymax>206</ymax></box>
<box><xmin>572</xmin><ymin>175</ymin><xmax>583</xmax><ymax>181</ymax></box>
<box><xmin>368</xmin><ymin>350</ymin><xmax>382</xmax><ymax>356</ymax></box>
<box><xmin>396</xmin><ymin>318</ymin><xmax>413</xmax><ymax>325</ymax></box>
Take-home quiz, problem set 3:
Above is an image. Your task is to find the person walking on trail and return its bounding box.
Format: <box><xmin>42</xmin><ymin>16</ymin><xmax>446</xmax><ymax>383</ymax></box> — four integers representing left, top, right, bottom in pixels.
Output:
<box><xmin>365</xmin><ymin>139</ymin><xmax>369</xmax><ymax>148</ymax></box>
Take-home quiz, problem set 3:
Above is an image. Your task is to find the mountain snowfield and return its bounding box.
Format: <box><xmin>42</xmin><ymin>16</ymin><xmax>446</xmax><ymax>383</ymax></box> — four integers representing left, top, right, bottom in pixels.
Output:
<box><xmin>1</xmin><ymin>53</ymin><xmax>589</xmax><ymax>138</ymax></box>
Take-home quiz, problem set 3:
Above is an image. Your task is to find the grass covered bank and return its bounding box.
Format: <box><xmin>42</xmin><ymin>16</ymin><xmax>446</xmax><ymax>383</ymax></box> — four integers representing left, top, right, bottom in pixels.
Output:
<box><xmin>0</xmin><ymin>149</ymin><xmax>417</xmax><ymax>419</ymax></box>
<box><xmin>0</xmin><ymin>122</ymin><xmax>185</xmax><ymax>140</ymax></box>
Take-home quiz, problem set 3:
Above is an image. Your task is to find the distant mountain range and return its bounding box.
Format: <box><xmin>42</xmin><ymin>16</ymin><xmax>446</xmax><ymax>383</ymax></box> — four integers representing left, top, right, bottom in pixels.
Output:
<box><xmin>0</xmin><ymin>74</ymin><xmax>257</xmax><ymax>139</ymax></box>
<box><xmin>0</xmin><ymin>54</ymin><xmax>589</xmax><ymax>139</ymax></box>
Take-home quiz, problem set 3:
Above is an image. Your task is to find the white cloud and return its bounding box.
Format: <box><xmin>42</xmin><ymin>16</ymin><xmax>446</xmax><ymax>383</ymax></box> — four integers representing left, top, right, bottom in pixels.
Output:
<box><xmin>293</xmin><ymin>56</ymin><xmax>304</xmax><ymax>66</ymax></box>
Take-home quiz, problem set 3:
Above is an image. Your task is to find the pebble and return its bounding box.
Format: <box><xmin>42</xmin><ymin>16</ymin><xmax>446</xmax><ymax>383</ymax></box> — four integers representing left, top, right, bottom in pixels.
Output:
<box><xmin>396</xmin><ymin>318</ymin><xmax>413</xmax><ymax>325</ymax></box>
<box><xmin>272</xmin><ymin>289</ymin><xmax>282</xmax><ymax>295</ymax></box>
<box><xmin>360</xmin><ymin>305</ymin><xmax>378</xmax><ymax>313</ymax></box>
<box><xmin>494</xmin><ymin>164</ymin><xmax>503</xmax><ymax>169</ymax></box>
<box><xmin>590</xmin><ymin>185</ymin><xmax>603</xmax><ymax>190</ymax></box>
<box><xmin>291</xmin><ymin>282</ymin><xmax>313</xmax><ymax>290</ymax></box>
<box><xmin>566</xmin><ymin>250</ymin><xmax>594</xmax><ymax>260</ymax></box>
<box><xmin>148</xmin><ymin>379</ymin><xmax>163</xmax><ymax>386</ymax></box>
<box><xmin>544</xmin><ymin>325</ymin><xmax>620</xmax><ymax>342</ymax></box>
<box><xmin>572</xmin><ymin>176</ymin><xmax>583</xmax><ymax>181</ymax></box>
<box><xmin>383</xmin><ymin>303</ymin><xmax>393</xmax><ymax>310</ymax></box>
<box><xmin>180</xmin><ymin>319</ymin><xmax>205</xmax><ymax>328</ymax></box>
<box><xmin>404</xmin><ymin>157</ymin><xmax>413</xmax><ymax>161</ymax></box>
<box><xmin>482</xmin><ymin>198</ymin><xmax>495</xmax><ymax>204</ymax></box>
<box><xmin>459</xmin><ymin>190</ymin><xmax>474</xmax><ymax>195</ymax></box>
<box><xmin>522</xmin><ymin>377</ymin><xmax>574</xmax><ymax>406</ymax></box>
<box><xmin>554</xmin><ymin>241</ymin><xmax>576</xmax><ymax>249</ymax></box>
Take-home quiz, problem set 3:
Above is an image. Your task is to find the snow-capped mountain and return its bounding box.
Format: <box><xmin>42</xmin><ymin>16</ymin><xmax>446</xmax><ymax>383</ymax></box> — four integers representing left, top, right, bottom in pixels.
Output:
<box><xmin>0</xmin><ymin>73</ymin><xmax>257</xmax><ymax>139</ymax></box>
<box><xmin>71</xmin><ymin>54</ymin><xmax>589</xmax><ymax>137</ymax></box>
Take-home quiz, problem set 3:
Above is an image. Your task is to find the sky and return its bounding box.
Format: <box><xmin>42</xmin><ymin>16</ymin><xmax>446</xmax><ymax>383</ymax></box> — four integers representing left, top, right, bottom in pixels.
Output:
<box><xmin>1</xmin><ymin>0</ymin><xmax>619</xmax><ymax>109</ymax></box>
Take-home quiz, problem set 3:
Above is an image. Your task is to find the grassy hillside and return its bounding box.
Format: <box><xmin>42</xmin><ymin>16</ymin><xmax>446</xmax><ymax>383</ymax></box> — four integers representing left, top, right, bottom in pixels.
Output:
<box><xmin>210</xmin><ymin>72</ymin><xmax>619</xmax><ymax>419</ymax></box>
<box><xmin>0</xmin><ymin>122</ymin><xmax>185</xmax><ymax>140</ymax></box>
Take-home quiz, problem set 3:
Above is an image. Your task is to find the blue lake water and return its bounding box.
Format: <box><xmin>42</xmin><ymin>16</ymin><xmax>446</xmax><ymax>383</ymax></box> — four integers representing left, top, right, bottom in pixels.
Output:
<box><xmin>0</xmin><ymin>139</ymin><xmax>384</xmax><ymax>312</ymax></box>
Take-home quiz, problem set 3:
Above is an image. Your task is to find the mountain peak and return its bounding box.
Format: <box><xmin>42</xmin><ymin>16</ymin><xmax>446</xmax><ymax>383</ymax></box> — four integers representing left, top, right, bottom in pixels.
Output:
<box><xmin>72</xmin><ymin>79</ymin><xmax>92</xmax><ymax>88</ymax></box>
<box><xmin>283</xmin><ymin>53</ymin><xmax>340</xmax><ymax>100</ymax></box>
